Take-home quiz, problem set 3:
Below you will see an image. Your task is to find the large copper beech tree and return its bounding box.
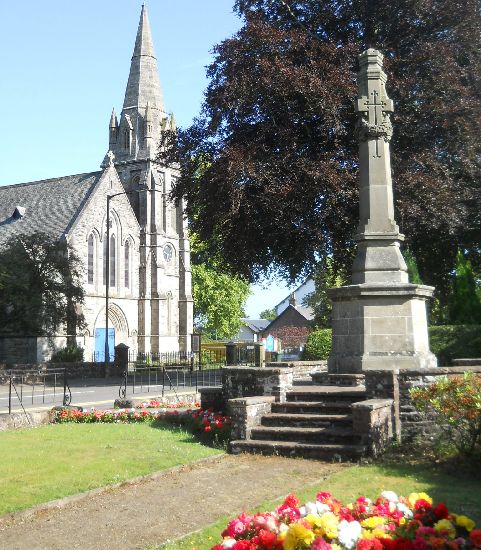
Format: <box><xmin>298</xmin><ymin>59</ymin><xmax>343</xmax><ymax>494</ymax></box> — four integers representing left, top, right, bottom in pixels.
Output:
<box><xmin>164</xmin><ymin>0</ymin><xmax>481</xmax><ymax>296</ymax></box>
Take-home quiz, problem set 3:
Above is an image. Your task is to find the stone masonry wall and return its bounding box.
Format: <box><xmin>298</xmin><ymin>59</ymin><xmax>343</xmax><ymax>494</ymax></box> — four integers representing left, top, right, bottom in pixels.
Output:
<box><xmin>365</xmin><ymin>366</ymin><xmax>481</xmax><ymax>442</ymax></box>
<box><xmin>222</xmin><ymin>366</ymin><xmax>293</xmax><ymax>403</ymax></box>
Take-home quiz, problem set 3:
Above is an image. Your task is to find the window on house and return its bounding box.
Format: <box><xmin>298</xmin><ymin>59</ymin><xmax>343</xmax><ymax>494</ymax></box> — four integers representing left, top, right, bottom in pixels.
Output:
<box><xmin>88</xmin><ymin>234</ymin><xmax>94</xmax><ymax>284</ymax></box>
<box><xmin>124</xmin><ymin>241</ymin><xmax>130</xmax><ymax>289</ymax></box>
<box><xmin>110</xmin><ymin>235</ymin><xmax>116</xmax><ymax>287</ymax></box>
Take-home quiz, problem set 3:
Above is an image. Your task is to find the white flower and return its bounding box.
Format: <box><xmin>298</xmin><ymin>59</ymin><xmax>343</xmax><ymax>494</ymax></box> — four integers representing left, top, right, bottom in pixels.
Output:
<box><xmin>222</xmin><ymin>539</ymin><xmax>236</xmax><ymax>549</ymax></box>
<box><xmin>381</xmin><ymin>491</ymin><xmax>398</xmax><ymax>502</ymax></box>
<box><xmin>338</xmin><ymin>520</ymin><xmax>362</xmax><ymax>550</ymax></box>
<box><xmin>316</xmin><ymin>502</ymin><xmax>331</xmax><ymax>515</ymax></box>
<box><xmin>279</xmin><ymin>523</ymin><xmax>289</xmax><ymax>533</ymax></box>
<box><xmin>396</xmin><ymin>502</ymin><xmax>413</xmax><ymax>518</ymax></box>
<box><xmin>305</xmin><ymin>502</ymin><xmax>319</xmax><ymax>516</ymax></box>
<box><xmin>299</xmin><ymin>506</ymin><xmax>307</xmax><ymax>517</ymax></box>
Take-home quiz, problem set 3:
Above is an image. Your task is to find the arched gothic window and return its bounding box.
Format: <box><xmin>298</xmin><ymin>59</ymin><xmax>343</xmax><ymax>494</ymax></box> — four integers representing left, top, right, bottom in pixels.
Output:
<box><xmin>88</xmin><ymin>234</ymin><xmax>94</xmax><ymax>284</ymax></box>
<box><xmin>103</xmin><ymin>233</ymin><xmax>107</xmax><ymax>286</ymax></box>
<box><xmin>110</xmin><ymin>235</ymin><xmax>116</xmax><ymax>287</ymax></box>
<box><xmin>124</xmin><ymin>241</ymin><xmax>130</xmax><ymax>289</ymax></box>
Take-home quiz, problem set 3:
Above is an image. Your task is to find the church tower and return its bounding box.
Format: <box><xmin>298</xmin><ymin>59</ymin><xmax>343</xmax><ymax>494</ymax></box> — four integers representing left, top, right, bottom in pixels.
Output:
<box><xmin>109</xmin><ymin>4</ymin><xmax>193</xmax><ymax>353</ymax></box>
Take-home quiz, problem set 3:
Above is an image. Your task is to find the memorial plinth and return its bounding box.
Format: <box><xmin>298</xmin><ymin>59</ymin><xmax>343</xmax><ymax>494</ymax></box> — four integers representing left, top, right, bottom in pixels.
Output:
<box><xmin>327</xmin><ymin>49</ymin><xmax>437</xmax><ymax>373</ymax></box>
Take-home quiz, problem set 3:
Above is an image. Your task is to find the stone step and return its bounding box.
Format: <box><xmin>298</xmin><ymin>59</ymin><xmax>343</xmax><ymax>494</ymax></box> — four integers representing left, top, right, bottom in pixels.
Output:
<box><xmin>311</xmin><ymin>373</ymin><xmax>366</xmax><ymax>386</ymax></box>
<box><xmin>250</xmin><ymin>426</ymin><xmax>360</xmax><ymax>444</ymax></box>
<box><xmin>272</xmin><ymin>401</ymin><xmax>353</xmax><ymax>415</ymax></box>
<box><xmin>230</xmin><ymin>439</ymin><xmax>367</xmax><ymax>461</ymax></box>
<box><xmin>287</xmin><ymin>385</ymin><xmax>366</xmax><ymax>403</ymax></box>
<box><xmin>261</xmin><ymin>412</ymin><xmax>351</xmax><ymax>428</ymax></box>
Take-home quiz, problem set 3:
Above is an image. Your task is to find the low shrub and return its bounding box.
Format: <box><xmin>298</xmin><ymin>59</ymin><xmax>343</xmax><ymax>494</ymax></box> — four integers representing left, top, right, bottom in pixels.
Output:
<box><xmin>50</xmin><ymin>345</ymin><xmax>84</xmax><ymax>363</ymax></box>
<box><xmin>410</xmin><ymin>372</ymin><xmax>481</xmax><ymax>456</ymax></box>
<box><xmin>302</xmin><ymin>329</ymin><xmax>332</xmax><ymax>360</ymax></box>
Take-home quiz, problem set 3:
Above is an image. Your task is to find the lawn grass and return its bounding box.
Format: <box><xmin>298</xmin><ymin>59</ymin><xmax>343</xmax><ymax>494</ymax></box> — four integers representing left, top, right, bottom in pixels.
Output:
<box><xmin>0</xmin><ymin>422</ymin><xmax>222</xmax><ymax>515</ymax></box>
<box><xmin>157</xmin><ymin>460</ymin><xmax>481</xmax><ymax>550</ymax></box>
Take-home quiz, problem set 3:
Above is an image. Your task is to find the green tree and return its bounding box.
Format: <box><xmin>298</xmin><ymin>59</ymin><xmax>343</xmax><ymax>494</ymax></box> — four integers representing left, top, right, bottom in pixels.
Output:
<box><xmin>192</xmin><ymin>263</ymin><xmax>251</xmax><ymax>340</ymax></box>
<box><xmin>449</xmin><ymin>251</ymin><xmax>481</xmax><ymax>325</ymax></box>
<box><xmin>164</xmin><ymin>0</ymin><xmax>481</xmax><ymax>294</ymax></box>
<box><xmin>259</xmin><ymin>308</ymin><xmax>276</xmax><ymax>321</ymax></box>
<box><xmin>0</xmin><ymin>232</ymin><xmax>85</xmax><ymax>337</ymax></box>
<box><xmin>304</xmin><ymin>259</ymin><xmax>348</xmax><ymax>328</ymax></box>
<box><xmin>403</xmin><ymin>248</ymin><xmax>423</xmax><ymax>285</ymax></box>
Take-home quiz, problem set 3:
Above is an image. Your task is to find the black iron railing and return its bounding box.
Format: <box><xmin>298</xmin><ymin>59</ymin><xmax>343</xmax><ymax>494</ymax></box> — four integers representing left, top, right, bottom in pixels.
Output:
<box><xmin>1</xmin><ymin>368</ymin><xmax>71</xmax><ymax>414</ymax></box>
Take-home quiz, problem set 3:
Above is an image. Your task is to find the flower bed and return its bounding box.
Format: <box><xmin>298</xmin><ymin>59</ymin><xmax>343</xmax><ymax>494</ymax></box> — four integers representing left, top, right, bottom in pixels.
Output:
<box><xmin>162</xmin><ymin>407</ymin><xmax>232</xmax><ymax>448</ymax></box>
<box><xmin>212</xmin><ymin>491</ymin><xmax>480</xmax><ymax>549</ymax></box>
<box><xmin>55</xmin><ymin>408</ymin><xmax>157</xmax><ymax>423</ymax></box>
<box><xmin>53</xmin><ymin>406</ymin><xmax>232</xmax><ymax>448</ymax></box>
<box><xmin>136</xmin><ymin>399</ymin><xmax>201</xmax><ymax>409</ymax></box>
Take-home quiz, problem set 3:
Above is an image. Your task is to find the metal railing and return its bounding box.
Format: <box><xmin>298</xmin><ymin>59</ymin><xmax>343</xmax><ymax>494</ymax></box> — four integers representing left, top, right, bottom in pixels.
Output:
<box><xmin>0</xmin><ymin>368</ymin><xmax>71</xmax><ymax>414</ymax></box>
<box><xmin>118</xmin><ymin>364</ymin><xmax>223</xmax><ymax>399</ymax></box>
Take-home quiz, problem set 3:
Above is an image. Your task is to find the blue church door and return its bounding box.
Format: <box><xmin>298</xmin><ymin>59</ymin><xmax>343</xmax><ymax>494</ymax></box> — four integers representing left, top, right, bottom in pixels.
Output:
<box><xmin>94</xmin><ymin>328</ymin><xmax>115</xmax><ymax>362</ymax></box>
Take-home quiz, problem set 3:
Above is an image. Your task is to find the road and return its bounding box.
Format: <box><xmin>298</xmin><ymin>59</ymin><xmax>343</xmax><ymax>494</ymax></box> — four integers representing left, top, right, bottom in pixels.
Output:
<box><xmin>0</xmin><ymin>377</ymin><xmax>199</xmax><ymax>413</ymax></box>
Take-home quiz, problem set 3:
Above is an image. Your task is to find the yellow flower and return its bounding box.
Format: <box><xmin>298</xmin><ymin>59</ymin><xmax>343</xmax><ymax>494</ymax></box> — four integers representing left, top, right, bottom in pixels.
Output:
<box><xmin>372</xmin><ymin>529</ymin><xmax>387</xmax><ymax>539</ymax></box>
<box><xmin>305</xmin><ymin>514</ymin><xmax>323</xmax><ymax>529</ymax></box>
<box><xmin>319</xmin><ymin>512</ymin><xmax>339</xmax><ymax>539</ymax></box>
<box><xmin>408</xmin><ymin>492</ymin><xmax>432</xmax><ymax>507</ymax></box>
<box><xmin>284</xmin><ymin>523</ymin><xmax>315</xmax><ymax>550</ymax></box>
<box><xmin>434</xmin><ymin>519</ymin><xmax>456</xmax><ymax>539</ymax></box>
<box><xmin>361</xmin><ymin>530</ymin><xmax>375</xmax><ymax>540</ymax></box>
<box><xmin>361</xmin><ymin>516</ymin><xmax>386</xmax><ymax>529</ymax></box>
<box><xmin>456</xmin><ymin>515</ymin><xmax>476</xmax><ymax>532</ymax></box>
<box><xmin>332</xmin><ymin>545</ymin><xmax>341</xmax><ymax>550</ymax></box>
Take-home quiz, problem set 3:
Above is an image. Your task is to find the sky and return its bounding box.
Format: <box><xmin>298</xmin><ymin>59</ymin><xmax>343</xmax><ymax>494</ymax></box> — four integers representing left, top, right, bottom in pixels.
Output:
<box><xmin>0</xmin><ymin>0</ymin><xmax>293</xmax><ymax>317</ymax></box>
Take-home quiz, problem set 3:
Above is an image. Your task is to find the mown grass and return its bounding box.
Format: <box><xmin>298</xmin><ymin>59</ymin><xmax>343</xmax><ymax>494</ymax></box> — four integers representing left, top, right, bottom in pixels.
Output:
<box><xmin>157</xmin><ymin>460</ymin><xmax>481</xmax><ymax>550</ymax></box>
<box><xmin>0</xmin><ymin>422</ymin><xmax>222</xmax><ymax>515</ymax></box>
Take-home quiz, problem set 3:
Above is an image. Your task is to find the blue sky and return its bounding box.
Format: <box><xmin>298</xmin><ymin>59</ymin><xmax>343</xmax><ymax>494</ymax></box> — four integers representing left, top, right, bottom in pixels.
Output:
<box><xmin>0</xmin><ymin>0</ymin><xmax>292</xmax><ymax>316</ymax></box>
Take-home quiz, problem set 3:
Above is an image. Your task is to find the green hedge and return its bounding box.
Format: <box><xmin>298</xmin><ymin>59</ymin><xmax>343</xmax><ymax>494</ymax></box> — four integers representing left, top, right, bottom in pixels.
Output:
<box><xmin>302</xmin><ymin>329</ymin><xmax>332</xmax><ymax>360</ymax></box>
<box><xmin>302</xmin><ymin>325</ymin><xmax>481</xmax><ymax>365</ymax></box>
<box><xmin>429</xmin><ymin>325</ymin><xmax>481</xmax><ymax>366</ymax></box>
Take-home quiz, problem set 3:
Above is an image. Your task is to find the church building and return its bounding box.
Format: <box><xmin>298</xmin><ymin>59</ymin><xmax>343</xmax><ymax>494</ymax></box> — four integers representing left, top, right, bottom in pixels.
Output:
<box><xmin>0</xmin><ymin>5</ymin><xmax>193</xmax><ymax>362</ymax></box>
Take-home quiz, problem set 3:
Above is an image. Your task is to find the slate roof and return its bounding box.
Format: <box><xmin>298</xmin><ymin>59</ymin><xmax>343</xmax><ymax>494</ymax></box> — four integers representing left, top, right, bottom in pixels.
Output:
<box><xmin>0</xmin><ymin>172</ymin><xmax>101</xmax><ymax>245</ymax></box>
<box><xmin>242</xmin><ymin>318</ymin><xmax>271</xmax><ymax>333</ymax></box>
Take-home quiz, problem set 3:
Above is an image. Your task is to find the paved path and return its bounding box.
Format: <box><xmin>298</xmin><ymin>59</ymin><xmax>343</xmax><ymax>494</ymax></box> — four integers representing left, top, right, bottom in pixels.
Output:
<box><xmin>0</xmin><ymin>455</ymin><xmax>343</xmax><ymax>550</ymax></box>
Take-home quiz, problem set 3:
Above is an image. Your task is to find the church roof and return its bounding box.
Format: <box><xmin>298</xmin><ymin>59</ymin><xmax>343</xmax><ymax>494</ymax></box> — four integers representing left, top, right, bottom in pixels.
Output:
<box><xmin>122</xmin><ymin>3</ymin><xmax>164</xmax><ymax>112</ymax></box>
<box><xmin>0</xmin><ymin>172</ymin><xmax>101</xmax><ymax>245</ymax></box>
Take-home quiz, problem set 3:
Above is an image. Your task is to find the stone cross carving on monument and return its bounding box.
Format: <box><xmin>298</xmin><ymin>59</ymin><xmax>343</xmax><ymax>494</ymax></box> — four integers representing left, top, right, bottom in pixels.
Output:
<box><xmin>327</xmin><ymin>49</ymin><xmax>437</xmax><ymax>373</ymax></box>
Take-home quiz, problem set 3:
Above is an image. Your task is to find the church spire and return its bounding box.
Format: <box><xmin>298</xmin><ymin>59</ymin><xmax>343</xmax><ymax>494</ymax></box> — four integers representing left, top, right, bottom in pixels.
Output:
<box><xmin>122</xmin><ymin>3</ymin><xmax>164</xmax><ymax>111</ymax></box>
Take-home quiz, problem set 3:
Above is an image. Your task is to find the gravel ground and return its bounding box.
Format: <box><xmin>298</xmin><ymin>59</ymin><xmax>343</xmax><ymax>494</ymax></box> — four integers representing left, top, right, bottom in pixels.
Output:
<box><xmin>0</xmin><ymin>454</ymin><xmax>344</xmax><ymax>550</ymax></box>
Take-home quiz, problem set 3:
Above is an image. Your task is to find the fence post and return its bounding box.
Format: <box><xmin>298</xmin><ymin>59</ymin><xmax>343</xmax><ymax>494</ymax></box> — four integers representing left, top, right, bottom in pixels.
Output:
<box><xmin>226</xmin><ymin>341</ymin><xmax>238</xmax><ymax>366</ymax></box>
<box><xmin>8</xmin><ymin>375</ymin><xmax>12</xmax><ymax>414</ymax></box>
<box><xmin>254</xmin><ymin>342</ymin><xmax>265</xmax><ymax>367</ymax></box>
<box><xmin>62</xmin><ymin>367</ymin><xmax>71</xmax><ymax>406</ymax></box>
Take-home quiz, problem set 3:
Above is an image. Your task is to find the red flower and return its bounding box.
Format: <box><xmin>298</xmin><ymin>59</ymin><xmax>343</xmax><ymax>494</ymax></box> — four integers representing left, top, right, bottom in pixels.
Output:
<box><xmin>357</xmin><ymin>539</ymin><xmax>383</xmax><ymax>550</ymax></box>
<box><xmin>257</xmin><ymin>529</ymin><xmax>277</xmax><ymax>548</ymax></box>
<box><xmin>392</xmin><ymin>538</ymin><xmax>415</xmax><ymax>550</ymax></box>
<box><xmin>316</xmin><ymin>491</ymin><xmax>333</xmax><ymax>503</ymax></box>
<box><xmin>470</xmin><ymin>529</ymin><xmax>481</xmax><ymax>547</ymax></box>
<box><xmin>433</xmin><ymin>503</ymin><xmax>449</xmax><ymax>519</ymax></box>
<box><xmin>283</xmin><ymin>494</ymin><xmax>300</xmax><ymax>508</ymax></box>
<box><xmin>204</xmin><ymin>425</ymin><xmax>212</xmax><ymax>432</ymax></box>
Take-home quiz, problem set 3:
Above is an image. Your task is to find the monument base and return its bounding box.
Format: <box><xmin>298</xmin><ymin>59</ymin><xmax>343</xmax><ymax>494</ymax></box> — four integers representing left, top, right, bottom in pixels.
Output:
<box><xmin>327</xmin><ymin>283</ymin><xmax>438</xmax><ymax>374</ymax></box>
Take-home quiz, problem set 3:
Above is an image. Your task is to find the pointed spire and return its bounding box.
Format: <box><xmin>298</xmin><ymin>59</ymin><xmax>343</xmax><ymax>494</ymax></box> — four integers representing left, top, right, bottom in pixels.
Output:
<box><xmin>109</xmin><ymin>108</ymin><xmax>118</xmax><ymax>128</ymax></box>
<box><xmin>122</xmin><ymin>3</ymin><xmax>164</xmax><ymax>111</ymax></box>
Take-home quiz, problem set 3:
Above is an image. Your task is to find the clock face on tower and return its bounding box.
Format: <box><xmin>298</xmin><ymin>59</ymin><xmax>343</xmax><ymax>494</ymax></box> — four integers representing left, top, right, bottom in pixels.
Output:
<box><xmin>163</xmin><ymin>244</ymin><xmax>173</xmax><ymax>263</ymax></box>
